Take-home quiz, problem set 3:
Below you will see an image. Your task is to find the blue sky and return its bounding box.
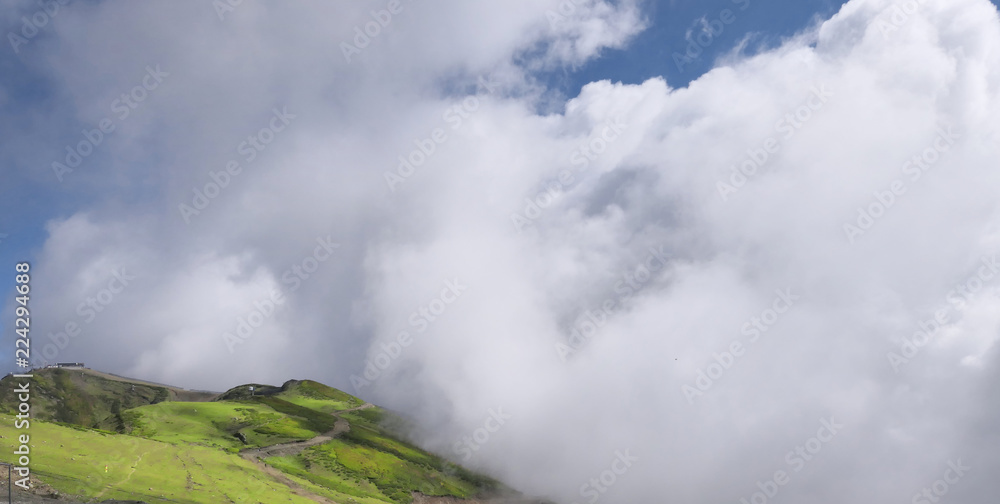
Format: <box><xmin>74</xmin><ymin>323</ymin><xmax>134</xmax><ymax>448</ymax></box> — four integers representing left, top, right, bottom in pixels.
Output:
<box><xmin>561</xmin><ymin>0</ymin><xmax>1000</xmax><ymax>95</ymax></box>
<box><xmin>552</xmin><ymin>0</ymin><xmax>851</xmax><ymax>94</ymax></box>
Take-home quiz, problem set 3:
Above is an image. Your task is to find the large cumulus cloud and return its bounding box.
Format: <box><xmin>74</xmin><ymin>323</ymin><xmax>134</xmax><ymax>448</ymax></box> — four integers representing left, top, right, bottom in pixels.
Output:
<box><xmin>5</xmin><ymin>0</ymin><xmax>1000</xmax><ymax>502</ymax></box>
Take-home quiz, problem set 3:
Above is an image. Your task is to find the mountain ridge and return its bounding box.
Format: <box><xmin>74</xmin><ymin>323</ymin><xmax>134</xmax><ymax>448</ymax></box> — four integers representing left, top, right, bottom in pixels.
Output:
<box><xmin>0</xmin><ymin>367</ymin><xmax>547</xmax><ymax>504</ymax></box>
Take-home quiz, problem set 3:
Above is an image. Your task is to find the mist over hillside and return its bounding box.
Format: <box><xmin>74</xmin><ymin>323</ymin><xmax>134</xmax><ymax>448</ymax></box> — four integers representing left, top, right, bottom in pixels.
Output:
<box><xmin>3</xmin><ymin>0</ymin><xmax>1000</xmax><ymax>503</ymax></box>
<box><xmin>0</xmin><ymin>367</ymin><xmax>543</xmax><ymax>503</ymax></box>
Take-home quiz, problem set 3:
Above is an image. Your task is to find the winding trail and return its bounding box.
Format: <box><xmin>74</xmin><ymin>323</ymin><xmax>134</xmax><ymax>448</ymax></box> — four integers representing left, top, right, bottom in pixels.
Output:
<box><xmin>93</xmin><ymin>444</ymin><xmax>168</xmax><ymax>500</ymax></box>
<box><xmin>238</xmin><ymin>402</ymin><xmax>374</xmax><ymax>503</ymax></box>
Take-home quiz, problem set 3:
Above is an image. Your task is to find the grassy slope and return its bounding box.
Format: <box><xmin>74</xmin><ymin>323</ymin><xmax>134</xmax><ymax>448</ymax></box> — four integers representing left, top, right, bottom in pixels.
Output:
<box><xmin>0</xmin><ymin>368</ymin><xmax>171</xmax><ymax>431</ymax></box>
<box><xmin>122</xmin><ymin>400</ymin><xmax>323</xmax><ymax>452</ymax></box>
<box><xmin>0</xmin><ymin>373</ymin><xmax>503</xmax><ymax>504</ymax></box>
<box><xmin>276</xmin><ymin>379</ymin><xmax>367</xmax><ymax>413</ymax></box>
<box><xmin>0</xmin><ymin>413</ymin><xmax>315</xmax><ymax>503</ymax></box>
<box><xmin>264</xmin><ymin>406</ymin><xmax>500</xmax><ymax>504</ymax></box>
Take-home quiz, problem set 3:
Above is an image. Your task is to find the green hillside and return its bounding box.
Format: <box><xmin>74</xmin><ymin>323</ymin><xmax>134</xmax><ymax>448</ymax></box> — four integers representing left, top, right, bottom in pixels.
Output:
<box><xmin>0</xmin><ymin>414</ymin><xmax>318</xmax><ymax>503</ymax></box>
<box><xmin>0</xmin><ymin>368</ymin><xmax>528</xmax><ymax>504</ymax></box>
<box><xmin>0</xmin><ymin>367</ymin><xmax>216</xmax><ymax>432</ymax></box>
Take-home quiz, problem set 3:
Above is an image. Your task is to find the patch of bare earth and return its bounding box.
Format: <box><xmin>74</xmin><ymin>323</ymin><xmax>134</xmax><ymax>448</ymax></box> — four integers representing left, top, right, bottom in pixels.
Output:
<box><xmin>235</xmin><ymin>403</ymin><xmax>375</xmax><ymax>503</ymax></box>
<box><xmin>411</xmin><ymin>493</ymin><xmax>550</xmax><ymax>504</ymax></box>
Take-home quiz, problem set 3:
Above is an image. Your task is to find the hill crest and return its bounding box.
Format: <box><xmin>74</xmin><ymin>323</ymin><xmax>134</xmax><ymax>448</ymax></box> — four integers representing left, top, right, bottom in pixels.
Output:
<box><xmin>0</xmin><ymin>367</ymin><xmax>546</xmax><ymax>504</ymax></box>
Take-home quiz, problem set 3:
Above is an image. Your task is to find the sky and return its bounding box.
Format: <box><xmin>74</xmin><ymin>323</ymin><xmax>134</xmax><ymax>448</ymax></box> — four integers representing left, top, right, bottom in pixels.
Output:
<box><xmin>2</xmin><ymin>0</ymin><xmax>1000</xmax><ymax>503</ymax></box>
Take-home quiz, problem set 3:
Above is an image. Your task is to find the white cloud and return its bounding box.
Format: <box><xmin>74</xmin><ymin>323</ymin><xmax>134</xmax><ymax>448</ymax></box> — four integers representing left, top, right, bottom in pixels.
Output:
<box><xmin>11</xmin><ymin>0</ymin><xmax>1000</xmax><ymax>502</ymax></box>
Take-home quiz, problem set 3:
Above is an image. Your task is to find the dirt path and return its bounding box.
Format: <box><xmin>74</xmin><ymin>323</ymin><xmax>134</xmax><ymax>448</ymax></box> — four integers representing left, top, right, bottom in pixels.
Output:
<box><xmin>238</xmin><ymin>403</ymin><xmax>373</xmax><ymax>503</ymax></box>
<box><xmin>243</xmin><ymin>456</ymin><xmax>338</xmax><ymax>504</ymax></box>
<box><xmin>241</xmin><ymin>403</ymin><xmax>371</xmax><ymax>459</ymax></box>
<box><xmin>410</xmin><ymin>493</ymin><xmax>550</xmax><ymax>504</ymax></box>
<box><xmin>93</xmin><ymin>444</ymin><xmax>167</xmax><ymax>500</ymax></box>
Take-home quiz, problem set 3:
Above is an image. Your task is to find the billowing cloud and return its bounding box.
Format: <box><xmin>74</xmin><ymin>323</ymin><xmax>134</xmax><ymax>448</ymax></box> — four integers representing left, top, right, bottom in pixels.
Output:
<box><xmin>7</xmin><ymin>0</ymin><xmax>1000</xmax><ymax>502</ymax></box>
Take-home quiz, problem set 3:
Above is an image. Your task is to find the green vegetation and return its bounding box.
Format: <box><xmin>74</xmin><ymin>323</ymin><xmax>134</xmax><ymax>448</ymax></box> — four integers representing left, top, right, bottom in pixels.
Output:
<box><xmin>276</xmin><ymin>379</ymin><xmax>367</xmax><ymax>413</ymax></box>
<box><xmin>0</xmin><ymin>368</ymin><xmax>173</xmax><ymax>431</ymax></box>
<box><xmin>259</xmin><ymin>404</ymin><xmax>500</xmax><ymax>504</ymax></box>
<box><xmin>219</xmin><ymin>378</ymin><xmax>367</xmax><ymax>414</ymax></box>
<box><xmin>0</xmin><ymin>368</ymin><xmax>507</xmax><ymax>503</ymax></box>
<box><xmin>0</xmin><ymin>413</ymin><xmax>317</xmax><ymax>503</ymax></box>
<box><xmin>122</xmin><ymin>400</ymin><xmax>321</xmax><ymax>451</ymax></box>
<box><xmin>255</xmin><ymin>396</ymin><xmax>340</xmax><ymax>433</ymax></box>
<box><xmin>293</xmin><ymin>437</ymin><xmax>480</xmax><ymax>503</ymax></box>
